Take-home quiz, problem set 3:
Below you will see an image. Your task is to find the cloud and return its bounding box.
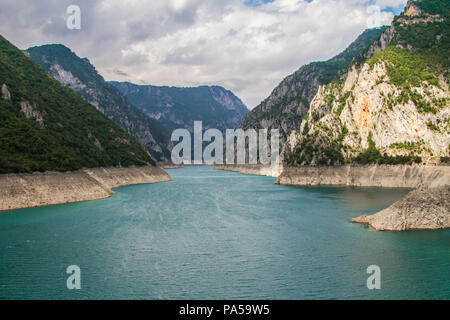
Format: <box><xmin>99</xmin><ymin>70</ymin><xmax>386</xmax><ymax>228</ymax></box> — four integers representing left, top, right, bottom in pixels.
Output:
<box><xmin>0</xmin><ymin>0</ymin><xmax>407</xmax><ymax>108</ymax></box>
<box><xmin>111</xmin><ymin>69</ymin><xmax>130</xmax><ymax>77</ymax></box>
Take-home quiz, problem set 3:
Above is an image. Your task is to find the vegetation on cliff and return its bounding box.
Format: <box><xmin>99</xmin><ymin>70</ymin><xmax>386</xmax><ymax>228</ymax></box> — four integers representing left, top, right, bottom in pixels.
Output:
<box><xmin>287</xmin><ymin>0</ymin><xmax>449</xmax><ymax>167</ymax></box>
<box><xmin>241</xmin><ymin>27</ymin><xmax>388</xmax><ymax>144</ymax></box>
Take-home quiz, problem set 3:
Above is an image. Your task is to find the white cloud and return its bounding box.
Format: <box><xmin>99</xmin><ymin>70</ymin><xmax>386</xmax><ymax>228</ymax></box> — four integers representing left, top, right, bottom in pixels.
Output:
<box><xmin>0</xmin><ymin>0</ymin><xmax>406</xmax><ymax>108</ymax></box>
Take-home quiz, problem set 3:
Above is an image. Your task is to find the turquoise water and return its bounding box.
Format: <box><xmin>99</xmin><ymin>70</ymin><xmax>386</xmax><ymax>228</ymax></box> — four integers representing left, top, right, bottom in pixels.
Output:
<box><xmin>0</xmin><ymin>166</ymin><xmax>449</xmax><ymax>300</ymax></box>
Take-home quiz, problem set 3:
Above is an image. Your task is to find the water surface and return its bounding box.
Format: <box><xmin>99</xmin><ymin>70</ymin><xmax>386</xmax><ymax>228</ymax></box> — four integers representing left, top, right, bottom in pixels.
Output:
<box><xmin>0</xmin><ymin>166</ymin><xmax>449</xmax><ymax>299</ymax></box>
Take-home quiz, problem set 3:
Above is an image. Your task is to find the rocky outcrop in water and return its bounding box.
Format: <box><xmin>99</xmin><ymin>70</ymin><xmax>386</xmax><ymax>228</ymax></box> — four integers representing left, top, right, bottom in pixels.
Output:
<box><xmin>352</xmin><ymin>186</ymin><xmax>449</xmax><ymax>231</ymax></box>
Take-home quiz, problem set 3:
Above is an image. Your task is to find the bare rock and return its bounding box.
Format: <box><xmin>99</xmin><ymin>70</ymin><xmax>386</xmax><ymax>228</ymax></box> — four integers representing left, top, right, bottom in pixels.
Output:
<box><xmin>20</xmin><ymin>101</ymin><xmax>45</xmax><ymax>127</ymax></box>
<box><xmin>1</xmin><ymin>84</ymin><xmax>11</xmax><ymax>100</ymax></box>
<box><xmin>0</xmin><ymin>166</ymin><xmax>173</xmax><ymax>212</ymax></box>
<box><xmin>352</xmin><ymin>186</ymin><xmax>450</xmax><ymax>231</ymax></box>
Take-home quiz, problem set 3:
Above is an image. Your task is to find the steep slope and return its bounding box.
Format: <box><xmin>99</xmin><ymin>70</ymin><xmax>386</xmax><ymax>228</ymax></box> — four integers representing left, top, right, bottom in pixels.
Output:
<box><xmin>110</xmin><ymin>81</ymin><xmax>249</xmax><ymax>133</ymax></box>
<box><xmin>241</xmin><ymin>27</ymin><xmax>388</xmax><ymax>148</ymax></box>
<box><xmin>288</xmin><ymin>0</ymin><xmax>449</xmax><ymax>166</ymax></box>
<box><xmin>0</xmin><ymin>35</ymin><xmax>155</xmax><ymax>173</ymax></box>
<box><xmin>27</xmin><ymin>45</ymin><xmax>171</xmax><ymax>162</ymax></box>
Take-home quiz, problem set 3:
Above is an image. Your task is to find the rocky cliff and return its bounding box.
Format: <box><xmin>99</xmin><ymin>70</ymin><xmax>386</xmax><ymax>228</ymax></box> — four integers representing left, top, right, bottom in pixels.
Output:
<box><xmin>287</xmin><ymin>0</ymin><xmax>449</xmax><ymax>167</ymax></box>
<box><xmin>241</xmin><ymin>27</ymin><xmax>388</xmax><ymax>152</ymax></box>
<box><xmin>276</xmin><ymin>0</ymin><xmax>450</xmax><ymax>231</ymax></box>
<box><xmin>0</xmin><ymin>166</ymin><xmax>172</xmax><ymax>212</ymax></box>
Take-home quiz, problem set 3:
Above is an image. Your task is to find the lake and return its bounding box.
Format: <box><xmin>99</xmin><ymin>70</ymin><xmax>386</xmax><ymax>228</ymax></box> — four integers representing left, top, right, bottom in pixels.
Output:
<box><xmin>0</xmin><ymin>166</ymin><xmax>448</xmax><ymax>299</ymax></box>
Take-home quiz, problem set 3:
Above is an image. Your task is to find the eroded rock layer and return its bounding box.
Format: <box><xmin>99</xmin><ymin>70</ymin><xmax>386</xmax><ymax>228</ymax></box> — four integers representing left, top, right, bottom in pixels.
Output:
<box><xmin>0</xmin><ymin>166</ymin><xmax>172</xmax><ymax>212</ymax></box>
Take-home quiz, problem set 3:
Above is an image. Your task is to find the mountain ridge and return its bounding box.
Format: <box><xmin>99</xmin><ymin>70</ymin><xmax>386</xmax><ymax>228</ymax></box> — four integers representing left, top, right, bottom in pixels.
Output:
<box><xmin>110</xmin><ymin>81</ymin><xmax>249</xmax><ymax>133</ymax></box>
<box><xmin>26</xmin><ymin>44</ymin><xmax>172</xmax><ymax>162</ymax></box>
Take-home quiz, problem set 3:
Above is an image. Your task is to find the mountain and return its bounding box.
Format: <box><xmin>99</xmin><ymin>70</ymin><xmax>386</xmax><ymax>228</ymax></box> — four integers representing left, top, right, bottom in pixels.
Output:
<box><xmin>26</xmin><ymin>45</ymin><xmax>171</xmax><ymax>162</ymax></box>
<box><xmin>110</xmin><ymin>81</ymin><xmax>249</xmax><ymax>133</ymax></box>
<box><xmin>0</xmin><ymin>35</ymin><xmax>155</xmax><ymax>173</ymax></box>
<box><xmin>241</xmin><ymin>27</ymin><xmax>388</xmax><ymax>148</ymax></box>
<box><xmin>287</xmin><ymin>0</ymin><xmax>449</xmax><ymax>166</ymax></box>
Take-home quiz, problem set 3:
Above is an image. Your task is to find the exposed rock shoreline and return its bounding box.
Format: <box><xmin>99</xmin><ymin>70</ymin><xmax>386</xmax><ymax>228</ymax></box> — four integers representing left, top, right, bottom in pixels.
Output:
<box><xmin>278</xmin><ymin>165</ymin><xmax>449</xmax><ymax>231</ymax></box>
<box><xmin>158</xmin><ymin>163</ymin><xmax>185</xmax><ymax>169</ymax></box>
<box><xmin>276</xmin><ymin>165</ymin><xmax>449</xmax><ymax>189</ymax></box>
<box><xmin>0</xmin><ymin>166</ymin><xmax>173</xmax><ymax>212</ymax></box>
<box><xmin>214</xmin><ymin>164</ymin><xmax>282</xmax><ymax>178</ymax></box>
<box><xmin>216</xmin><ymin>164</ymin><xmax>449</xmax><ymax>231</ymax></box>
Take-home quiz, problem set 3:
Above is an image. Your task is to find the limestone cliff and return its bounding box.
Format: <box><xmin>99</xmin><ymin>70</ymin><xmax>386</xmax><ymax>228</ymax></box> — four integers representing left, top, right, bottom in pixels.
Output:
<box><xmin>287</xmin><ymin>0</ymin><xmax>449</xmax><ymax>167</ymax></box>
<box><xmin>241</xmin><ymin>27</ymin><xmax>388</xmax><ymax>154</ymax></box>
<box><xmin>0</xmin><ymin>35</ymin><xmax>156</xmax><ymax>174</ymax></box>
<box><xmin>215</xmin><ymin>164</ymin><xmax>282</xmax><ymax>178</ymax></box>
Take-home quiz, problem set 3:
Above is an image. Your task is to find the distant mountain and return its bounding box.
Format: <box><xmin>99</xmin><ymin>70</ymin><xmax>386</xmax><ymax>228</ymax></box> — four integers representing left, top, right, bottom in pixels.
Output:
<box><xmin>241</xmin><ymin>27</ymin><xmax>388</xmax><ymax>150</ymax></box>
<box><xmin>110</xmin><ymin>81</ymin><xmax>249</xmax><ymax>133</ymax></box>
<box><xmin>26</xmin><ymin>45</ymin><xmax>171</xmax><ymax>162</ymax></box>
<box><xmin>288</xmin><ymin>0</ymin><xmax>449</xmax><ymax>166</ymax></box>
<box><xmin>0</xmin><ymin>35</ymin><xmax>155</xmax><ymax>173</ymax></box>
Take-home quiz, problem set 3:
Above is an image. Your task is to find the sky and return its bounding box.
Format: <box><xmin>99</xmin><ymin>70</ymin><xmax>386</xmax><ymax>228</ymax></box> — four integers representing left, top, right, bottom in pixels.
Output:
<box><xmin>0</xmin><ymin>0</ymin><xmax>408</xmax><ymax>109</ymax></box>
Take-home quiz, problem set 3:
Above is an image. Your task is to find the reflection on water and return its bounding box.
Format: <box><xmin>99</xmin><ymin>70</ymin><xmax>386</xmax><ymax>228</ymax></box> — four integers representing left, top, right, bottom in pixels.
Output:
<box><xmin>302</xmin><ymin>186</ymin><xmax>412</xmax><ymax>211</ymax></box>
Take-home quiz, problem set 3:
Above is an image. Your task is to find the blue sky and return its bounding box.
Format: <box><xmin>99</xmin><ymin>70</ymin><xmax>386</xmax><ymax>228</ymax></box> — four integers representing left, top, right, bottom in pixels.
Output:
<box><xmin>245</xmin><ymin>0</ymin><xmax>406</xmax><ymax>14</ymax></box>
<box><xmin>245</xmin><ymin>0</ymin><xmax>276</xmax><ymax>6</ymax></box>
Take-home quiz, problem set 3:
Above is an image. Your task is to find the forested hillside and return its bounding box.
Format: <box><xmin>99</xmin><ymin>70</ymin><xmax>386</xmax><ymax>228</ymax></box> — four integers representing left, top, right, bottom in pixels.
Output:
<box><xmin>0</xmin><ymin>35</ymin><xmax>155</xmax><ymax>173</ymax></box>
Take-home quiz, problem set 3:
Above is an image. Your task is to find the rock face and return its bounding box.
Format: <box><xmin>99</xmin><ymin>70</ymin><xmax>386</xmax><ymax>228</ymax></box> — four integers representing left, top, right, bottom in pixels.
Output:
<box><xmin>20</xmin><ymin>100</ymin><xmax>45</xmax><ymax>127</ymax></box>
<box><xmin>26</xmin><ymin>44</ymin><xmax>172</xmax><ymax>162</ymax></box>
<box><xmin>0</xmin><ymin>166</ymin><xmax>173</xmax><ymax>212</ymax></box>
<box><xmin>289</xmin><ymin>61</ymin><xmax>449</xmax><ymax>165</ymax></box>
<box><xmin>352</xmin><ymin>186</ymin><xmax>449</xmax><ymax>231</ymax></box>
<box><xmin>288</xmin><ymin>0</ymin><xmax>449</xmax><ymax>167</ymax></box>
<box><xmin>241</xmin><ymin>27</ymin><xmax>388</xmax><ymax>155</ymax></box>
<box><xmin>110</xmin><ymin>82</ymin><xmax>249</xmax><ymax>133</ymax></box>
<box><xmin>49</xmin><ymin>64</ymin><xmax>86</xmax><ymax>91</ymax></box>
